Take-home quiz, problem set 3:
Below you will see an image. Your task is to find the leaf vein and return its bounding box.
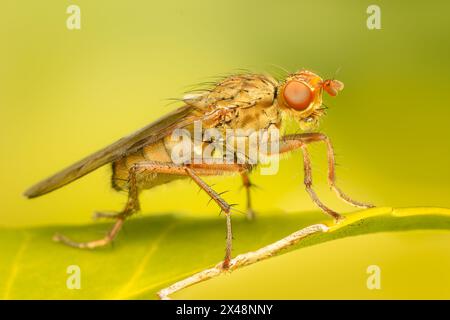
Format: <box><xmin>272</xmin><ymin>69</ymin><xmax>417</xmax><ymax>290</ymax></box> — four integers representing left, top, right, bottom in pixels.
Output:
<box><xmin>113</xmin><ymin>221</ymin><xmax>178</xmax><ymax>299</ymax></box>
<box><xmin>3</xmin><ymin>232</ymin><xmax>31</xmax><ymax>299</ymax></box>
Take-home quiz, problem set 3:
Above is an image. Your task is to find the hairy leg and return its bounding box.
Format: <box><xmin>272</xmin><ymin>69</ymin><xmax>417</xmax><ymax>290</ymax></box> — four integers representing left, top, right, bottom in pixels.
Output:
<box><xmin>54</xmin><ymin>165</ymin><xmax>141</xmax><ymax>249</ymax></box>
<box><xmin>184</xmin><ymin>167</ymin><xmax>234</xmax><ymax>268</ymax></box>
<box><xmin>279</xmin><ymin>133</ymin><xmax>374</xmax><ymax>221</ymax></box>
<box><xmin>241</xmin><ymin>171</ymin><xmax>255</xmax><ymax>220</ymax></box>
<box><xmin>300</xmin><ymin>145</ymin><xmax>343</xmax><ymax>221</ymax></box>
<box><xmin>55</xmin><ymin>162</ymin><xmax>243</xmax><ymax>258</ymax></box>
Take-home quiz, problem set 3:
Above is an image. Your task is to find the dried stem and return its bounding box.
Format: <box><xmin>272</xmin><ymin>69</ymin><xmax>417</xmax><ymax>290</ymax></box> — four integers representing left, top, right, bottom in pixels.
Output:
<box><xmin>157</xmin><ymin>223</ymin><xmax>329</xmax><ymax>299</ymax></box>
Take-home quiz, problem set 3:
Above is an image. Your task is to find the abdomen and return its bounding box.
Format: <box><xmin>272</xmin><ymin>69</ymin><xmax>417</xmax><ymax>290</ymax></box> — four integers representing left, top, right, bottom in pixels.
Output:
<box><xmin>111</xmin><ymin>140</ymin><xmax>186</xmax><ymax>191</ymax></box>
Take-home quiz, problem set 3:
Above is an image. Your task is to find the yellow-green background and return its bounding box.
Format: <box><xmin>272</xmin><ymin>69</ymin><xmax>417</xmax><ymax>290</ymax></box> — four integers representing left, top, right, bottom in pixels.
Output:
<box><xmin>1</xmin><ymin>0</ymin><xmax>450</xmax><ymax>298</ymax></box>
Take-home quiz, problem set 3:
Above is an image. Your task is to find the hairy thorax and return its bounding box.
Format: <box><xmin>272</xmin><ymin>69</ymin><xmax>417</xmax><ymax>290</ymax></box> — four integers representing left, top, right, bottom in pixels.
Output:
<box><xmin>112</xmin><ymin>74</ymin><xmax>281</xmax><ymax>191</ymax></box>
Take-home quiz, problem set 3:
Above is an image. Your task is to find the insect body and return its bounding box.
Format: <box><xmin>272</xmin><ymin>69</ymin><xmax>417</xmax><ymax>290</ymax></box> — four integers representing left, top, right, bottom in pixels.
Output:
<box><xmin>25</xmin><ymin>69</ymin><xmax>373</xmax><ymax>269</ymax></box>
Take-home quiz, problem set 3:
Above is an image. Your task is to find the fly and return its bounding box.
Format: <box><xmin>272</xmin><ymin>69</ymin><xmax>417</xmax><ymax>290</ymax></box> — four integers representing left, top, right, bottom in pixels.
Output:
<box><xmin>24</xmin><ymin>69</ymin><xmax>373</xmax><ymax>269</ymax></box>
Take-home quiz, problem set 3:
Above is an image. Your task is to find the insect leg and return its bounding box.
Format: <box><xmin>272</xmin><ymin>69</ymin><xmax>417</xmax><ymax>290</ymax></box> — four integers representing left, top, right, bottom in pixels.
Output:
<box><xmin>281</xmin><ymin>133</ymin><xmax>374</xmax><ymax>209</ymax></box>
<box><xmin>53</xmin><ymin>218</ymin><xmax>125</xmax><ymax>249</ymax></box>
<box><xmin>184</xmin><ymin>167</ymin><xmax>233</xmax><ymax>269</ymax></box>
<box><xmin>278</xmin><ymin>133</ymin><xmax>373</xmax><ymax>222</ymax></box>
<box><xmin>128</xmin><ymin>161</ymin><xmax>240</xmax><ymax>269</ymax></box>
<box><xmin>241</xmin><ymin>171</ymin><xmax>255</xmax><ymax>220</ymax></box>
<box><xmin>93</xmin><ymin>165</ymin><xmax>142</xmax><ymax>220</ymax></box>
<box><xmin>319</xmin><ymin>135</ymin><xmax>374</xmax><ymax>209</ymax></box>
<box><xmin>53</xmin><ymin>165</ymin><xmax>141</xmax><ymax>249</ymax></box>
<box><xmin>300</xmin><ymin>145</ymin><xmax>343</xmax><ymax>222</ymax></box>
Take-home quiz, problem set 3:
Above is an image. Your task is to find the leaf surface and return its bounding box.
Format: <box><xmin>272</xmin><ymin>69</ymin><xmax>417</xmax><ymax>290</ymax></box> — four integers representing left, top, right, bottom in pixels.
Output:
<box><xmin>1</xmin><ymin>206</ymin><xmax>450</xmax><ymax>299</ymax></box>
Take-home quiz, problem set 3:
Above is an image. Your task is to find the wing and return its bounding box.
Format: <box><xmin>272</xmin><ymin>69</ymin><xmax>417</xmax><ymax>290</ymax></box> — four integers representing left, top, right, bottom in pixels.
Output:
<box><xmin>24</xmin><ymin>105</ymin><xmax>203</xmax><ymax>198</ymax></box>
<box><xmin>25</xmin><ymin>72</ymin><xmax>279</xmax><ymax>198</ymax></box>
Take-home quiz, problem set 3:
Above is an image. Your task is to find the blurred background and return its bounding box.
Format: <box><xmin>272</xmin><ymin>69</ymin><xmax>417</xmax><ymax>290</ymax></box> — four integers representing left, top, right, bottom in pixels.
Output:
<box><xmin>1</xmin><ymin>0</ymin><xmax>450</xmax><ymax>298</ymax></box>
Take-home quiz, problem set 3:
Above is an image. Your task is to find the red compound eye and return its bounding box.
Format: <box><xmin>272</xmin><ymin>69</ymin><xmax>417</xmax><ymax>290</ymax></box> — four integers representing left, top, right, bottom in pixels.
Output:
<box><xmin>283</xmin><ymin>81</ymin><xmax>313</xmax><ymax>111</ymax></box>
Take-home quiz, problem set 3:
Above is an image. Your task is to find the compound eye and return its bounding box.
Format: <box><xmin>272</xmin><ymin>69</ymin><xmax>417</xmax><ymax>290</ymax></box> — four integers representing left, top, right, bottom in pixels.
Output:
<box><xmin>283</xmin><ymin>81</ymin><xmax>313</xmax><ymax>111</ymax></box>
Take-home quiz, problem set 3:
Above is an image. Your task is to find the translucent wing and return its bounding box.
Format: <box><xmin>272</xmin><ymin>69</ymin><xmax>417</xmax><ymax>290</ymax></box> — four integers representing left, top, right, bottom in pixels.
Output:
<box><xmin>24</xmin><ymin>105</ymin><xmax>203</xmax><ymax>198</ymax></box>
<box><xmin>25</xmin><ymin>73</ymin><xmax>278</xmax><ymax>198</ymax></box>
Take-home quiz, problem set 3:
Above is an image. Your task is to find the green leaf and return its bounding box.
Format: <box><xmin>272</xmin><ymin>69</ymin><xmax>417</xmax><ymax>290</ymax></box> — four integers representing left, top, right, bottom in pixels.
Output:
<box><xmin>1</xmin><ymin>206</ymin><xmax>450</xmax><ymax>299</ymax></box>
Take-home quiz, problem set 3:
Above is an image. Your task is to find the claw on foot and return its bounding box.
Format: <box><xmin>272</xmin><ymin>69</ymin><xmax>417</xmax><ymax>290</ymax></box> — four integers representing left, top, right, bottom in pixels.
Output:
<box><xmin>334</xmin><ymin>214</ymin><xmax>346</xmax><ymax>224</ymax></box>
